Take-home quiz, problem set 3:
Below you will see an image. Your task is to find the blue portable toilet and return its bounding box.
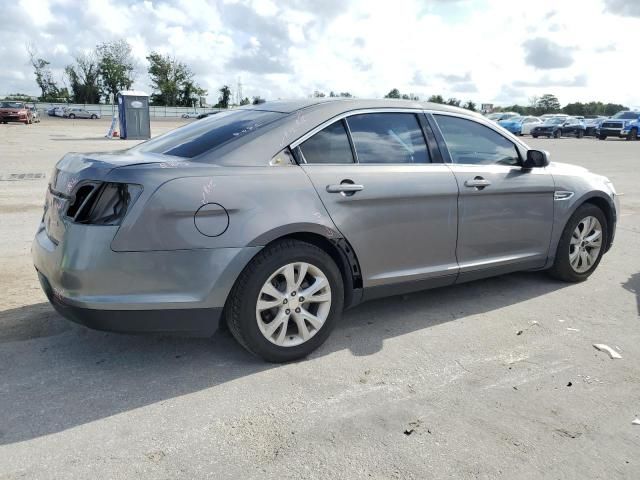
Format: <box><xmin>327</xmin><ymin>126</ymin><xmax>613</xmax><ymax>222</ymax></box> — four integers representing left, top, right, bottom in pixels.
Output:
<box><xmin>117</xmin><ymin>90</ymin><xmax>151</xmax><ymax>140</ymax></box>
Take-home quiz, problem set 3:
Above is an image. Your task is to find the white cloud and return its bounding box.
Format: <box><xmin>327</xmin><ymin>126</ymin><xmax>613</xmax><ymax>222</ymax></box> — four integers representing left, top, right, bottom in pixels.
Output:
<box><xmin>2</xmin><ymin>0</ymin><xmax>639</xmax><ymax>108</ymax></box>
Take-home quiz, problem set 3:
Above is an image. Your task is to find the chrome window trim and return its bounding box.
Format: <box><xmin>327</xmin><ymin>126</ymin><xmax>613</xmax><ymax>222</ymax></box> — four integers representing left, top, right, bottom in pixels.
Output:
<box><xmin>290</xmin><ymin>108</ymin><xmax>428</xmax><ymax>149</ymax></box>
<box><xmin>292</xmin><ymin>108</ymin><xmax>434</xmax><ymax>166</ymax></box>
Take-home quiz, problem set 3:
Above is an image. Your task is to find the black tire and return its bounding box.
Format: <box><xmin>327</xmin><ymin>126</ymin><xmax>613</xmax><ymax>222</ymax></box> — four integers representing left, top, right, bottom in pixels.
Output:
<box><xmin>554</xmin><ymin>129</ymin><xmax>561</xmax><ymax>139</ymax></box>
<box><xmin>532</xmin><ymin>134</ymin><xmax>538</xmax><ymax>138</ymax></box>
<box><xmin>69</xmin><ymin>114</ymin><xmax>75</xmax><ymax>119</ymax></box>
<box><xmin>548</xmin><ymin>204</ymin><xmax>608</xmax><ymax>283</ymax></box>
<box><xmin>91</xmin><ymin>114</ymin><xmax>97</xmax><ymax>119</ymax></box>
<box><xmin>577</xmin><ymin>130</ymin><xmax>584</xmax><ymax>138</ymax></box>
<box><xmin>598</xmin><ymin>134</ymin><xmax>607</xmax><ymax>140</ymax></box>
<box><xmin>225</xmin><ymin>239</ymin><xmax>344</xmax><ymax>362</ymax></box>
<box><xmin>627</xmin><ymin>128</ymin><xmax>638</xmax><ymax>141</ymax></box>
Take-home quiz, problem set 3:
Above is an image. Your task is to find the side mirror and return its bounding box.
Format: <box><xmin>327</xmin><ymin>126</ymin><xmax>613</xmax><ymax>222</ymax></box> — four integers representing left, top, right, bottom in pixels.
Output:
<box><xmin>523</xmin><ymin>149</ymin><xmax>549</xmax><ymax>169</ymax></box>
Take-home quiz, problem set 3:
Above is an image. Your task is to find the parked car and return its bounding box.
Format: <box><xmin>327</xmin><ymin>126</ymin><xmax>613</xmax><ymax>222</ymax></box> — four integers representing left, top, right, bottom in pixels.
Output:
<box><xmin>531</xmin><ymin>117</ymin><xmax>585</xmax><ymax>138</ymax></box>
<box><xmin>33</xmin><ymin>99</ymin><xmax>619</xmax><ymax>362</ymax></box>
<box><xmin>598</xmin><ymin>111</ymin><xmax>640</xmax><ymax>140</ymax></box>
<box><xmin>584</xmin><ymin>116</ymin><xmax>606</xmax><ymax>136</ymax></box>
<box><xmin>181</xmin><ymin>112</ymin><xmax>200</xmax><ymax>119</ymax></box>
<box><xmin>498</xmin><ymin>116</ymin><xmax>541</xmax><ymax>135</ymax></box>
<box><xmin>64</xmin><ymin>108</ymin><xmax>100</xmax><ymax>119</ymax></box>
<box><xmin>0</xmin><ymin>101</ymin><xmax>33</xmax><ymax>124</ymax></box>
<box><xmin>47</xmin><ymin>106</ymin><xmax>67</xmax><ymax>117</ymax></box>
<box><xmin>28</xmin><ymin>105</ymin><xmax>41</xmax><ymax>123</ymax></box>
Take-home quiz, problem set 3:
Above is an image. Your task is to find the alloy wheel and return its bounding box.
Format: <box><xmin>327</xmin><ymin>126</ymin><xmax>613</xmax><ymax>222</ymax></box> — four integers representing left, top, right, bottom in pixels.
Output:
<box><xmin>569</xmin><ymin>216</ymin><xmax>602</xmax><ymax>273</ymax></box>
<box><xmin>256</xmin><ymin>262</ymin><xmax>332</xmax><ymax>347</ymax></box>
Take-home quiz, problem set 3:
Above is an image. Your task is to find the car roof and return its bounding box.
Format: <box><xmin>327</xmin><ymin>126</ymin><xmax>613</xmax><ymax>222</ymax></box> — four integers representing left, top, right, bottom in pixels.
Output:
<box><xmin>238</xmin><ymin>97</ymin><xmax>483</xmax><ymax>118</ymax></box>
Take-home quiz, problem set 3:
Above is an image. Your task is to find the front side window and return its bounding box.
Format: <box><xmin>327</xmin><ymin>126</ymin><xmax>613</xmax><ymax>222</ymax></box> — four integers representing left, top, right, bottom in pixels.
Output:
<box><xmin>299</xmin><ymin>120</ymin><xmax>354</xmax><ymax>164</ymax></box>
<box><xmin>347</xmin><ymin>113</ymin><xmax>429</xmax><ymax>164</ymax></box>
<box><xmin>434</xmin><ymin>115</ymin><xmax>521</xmax><ymax>166</ymax></box>
<box><xmin>133</xmin><ymin>109</ymin><xmax>286</xmax><ymax>159</ymax></box>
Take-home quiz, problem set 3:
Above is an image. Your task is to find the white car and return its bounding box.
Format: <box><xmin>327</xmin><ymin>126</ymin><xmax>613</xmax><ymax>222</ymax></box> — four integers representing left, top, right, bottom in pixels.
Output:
<box><xmin>521</xmin><ymin>116</ymin><xmax>542</xmax><ymax>135</ymax></box>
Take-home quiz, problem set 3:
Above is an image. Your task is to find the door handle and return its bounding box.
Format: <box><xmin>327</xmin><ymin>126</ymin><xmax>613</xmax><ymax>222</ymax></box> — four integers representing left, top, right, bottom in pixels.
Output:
<box><xmin>464</xmin><ymin>177</ymin><xmax>491</xmax><ymax>189</ymax></box>
<box><xmin>326</xmin><ymin>184</ymin><xmax>364</xmax><ymax>194</ymax></box>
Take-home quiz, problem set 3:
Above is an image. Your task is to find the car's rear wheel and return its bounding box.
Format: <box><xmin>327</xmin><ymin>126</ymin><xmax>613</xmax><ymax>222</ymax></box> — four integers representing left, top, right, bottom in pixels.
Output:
<box><xmin>598</xmin><ymin>134</ymin><xmax>607</xmax><ymax>140</ymax></box>
<box><xmin>91</xmin><ymin>114</ymin><xmax>97</xmax><ymax>119</ymax></box>
<box><xmin>548</xmin><ymin>204</ymin><xmax>607</xmax><ymax>282</ymax></box>
<box><xmin>69</xmin><ymin>114</ymin><xmax>75</xmax><ymax>119</ymax></box>
<box><xmin>225</xmin><ymin>239</ymin><xmax>344</xmax><ymax>362</ymax></box>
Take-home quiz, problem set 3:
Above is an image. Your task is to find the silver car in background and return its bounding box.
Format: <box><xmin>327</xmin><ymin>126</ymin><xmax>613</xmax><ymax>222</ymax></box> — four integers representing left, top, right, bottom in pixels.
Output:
<box><xmin>33</xmin><ymin>99</ymin><xmax>618</xmax><ymax>362</ymax></box>
<box><xmin>64</xmin><ymin>107</ymin><xmax>100</xmax><ymax>119</ymax></box>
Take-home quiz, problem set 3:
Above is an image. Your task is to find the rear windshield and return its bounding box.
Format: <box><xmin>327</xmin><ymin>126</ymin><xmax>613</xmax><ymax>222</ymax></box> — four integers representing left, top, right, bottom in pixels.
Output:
<box><xmin>133</xmin><ymin>109</ymin><xmax>286</xmax><ymax>158</ymax></box>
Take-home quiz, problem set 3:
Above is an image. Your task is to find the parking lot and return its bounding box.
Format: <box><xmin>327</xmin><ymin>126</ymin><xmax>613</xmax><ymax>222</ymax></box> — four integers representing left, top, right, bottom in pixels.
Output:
<box><xmin>0</xmin><ymin>117</ymin><xmax>639</xmax><ymax>479</ymax></box>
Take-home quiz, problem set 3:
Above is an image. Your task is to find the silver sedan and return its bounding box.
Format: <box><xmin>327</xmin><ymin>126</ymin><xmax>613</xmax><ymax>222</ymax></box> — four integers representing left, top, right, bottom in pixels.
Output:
<box><xmin>33</xmin><ymin>99</ymin><xmax>618</xmax><ymax>362</ymax></box>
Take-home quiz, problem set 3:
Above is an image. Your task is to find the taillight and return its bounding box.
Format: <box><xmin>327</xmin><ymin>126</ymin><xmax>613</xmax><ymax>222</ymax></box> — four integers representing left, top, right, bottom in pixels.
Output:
<box><xmin>75</xmin><ymin>183</ymin><xmax>142</xmax><ymax>225</ymax></box>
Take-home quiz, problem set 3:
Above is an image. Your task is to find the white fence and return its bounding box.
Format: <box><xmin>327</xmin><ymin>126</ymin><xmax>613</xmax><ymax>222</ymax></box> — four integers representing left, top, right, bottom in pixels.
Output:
<box><xmin>33</xmin><ymin>102</ymin><xmax>224</xmax><ymax>118</ymax></box>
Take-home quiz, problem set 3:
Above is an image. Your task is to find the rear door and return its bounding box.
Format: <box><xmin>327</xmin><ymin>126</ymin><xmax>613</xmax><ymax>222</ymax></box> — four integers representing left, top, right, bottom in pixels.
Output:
<box><xmin>431</xmin><ymin>113</ymin><xmax>554</xmax><ymax>281</ymax></box>
<box><xmin>294</xmin><ymin>111</ymin><xmax>459</xmax><ymax>295</ymax></box>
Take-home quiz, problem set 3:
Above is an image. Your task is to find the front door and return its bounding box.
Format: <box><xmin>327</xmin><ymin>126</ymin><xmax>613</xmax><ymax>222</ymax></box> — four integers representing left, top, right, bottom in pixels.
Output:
<box><xmin>295</xmin><ymin>112</ymin><xmax>459</xmax><ymax>295</ymax></box>
<box><xmin>431</xmin><ymin>113</ymin><xmax>555</xmax><ymax>281</ymax></box>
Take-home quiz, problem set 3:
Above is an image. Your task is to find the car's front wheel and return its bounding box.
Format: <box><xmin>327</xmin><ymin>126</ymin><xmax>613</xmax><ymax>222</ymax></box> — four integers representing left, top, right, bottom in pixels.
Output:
<box><xmin>549</xmin><ymin>204</ymin><xmax>607</xmax><ymax>282</ymax></box>
<box><xmin>577</xmin><ymin>130</ymin><xmax>584</xmax><ymax>138</ymax></box>
<box><xmin>554</xmin><ymin>129</ymin><xmax>562</xmax><ymax>138</ymax></box>
<box><xmin>627</xmin><ymin>128</ymin><xmax>638</xmax><ymax>141</ymax></box>
<box><xmin>225</xmin><ymin>239</ymin><xmax>344</xmax><ymax>362</ymax></box>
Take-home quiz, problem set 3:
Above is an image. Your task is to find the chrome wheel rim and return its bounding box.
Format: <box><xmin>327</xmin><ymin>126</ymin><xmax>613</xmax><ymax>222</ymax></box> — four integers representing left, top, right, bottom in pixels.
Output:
<box><xmin>256</xmin><ymin>262</ymin><xmax>332</xmax><ymax>347</ymax></box>
<box><xmin>569</xmin><ymin>216</ymin><xmax>602</xmax><ymax>273</ymax></box>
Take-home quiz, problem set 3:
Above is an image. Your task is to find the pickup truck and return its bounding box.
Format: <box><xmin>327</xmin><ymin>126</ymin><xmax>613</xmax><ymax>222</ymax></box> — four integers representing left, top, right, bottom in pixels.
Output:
<box><xmin>598</xmin><ymin>111</ymin><xmax>640</xmax><ymax>140</ymax></box>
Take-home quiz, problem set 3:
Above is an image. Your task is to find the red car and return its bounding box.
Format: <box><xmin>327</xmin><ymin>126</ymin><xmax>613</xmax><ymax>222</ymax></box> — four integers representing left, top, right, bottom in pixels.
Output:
<box><xmin>0</xmin><ymin>101</ymin><xmax>33</xmax><ymax>124</ymax></box>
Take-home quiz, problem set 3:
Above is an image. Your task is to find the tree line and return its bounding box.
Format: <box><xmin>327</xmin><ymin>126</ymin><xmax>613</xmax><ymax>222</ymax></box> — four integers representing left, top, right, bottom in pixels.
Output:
<box><xmin>20</xmin><ymin>44</ymin><xmax>632</xmax><ymax>115</ymax></box>
<box><xmin>493</xmin><ymin>93</ymin><xmax>628</xmax><ymax>116</ymax></box>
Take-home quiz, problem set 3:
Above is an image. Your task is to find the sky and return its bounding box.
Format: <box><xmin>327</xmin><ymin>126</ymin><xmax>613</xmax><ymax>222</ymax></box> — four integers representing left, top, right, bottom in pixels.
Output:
<box><xmin>2</xmin><ymin>0</ymin><xmax>640</xmax><ymax>108</ymax></box>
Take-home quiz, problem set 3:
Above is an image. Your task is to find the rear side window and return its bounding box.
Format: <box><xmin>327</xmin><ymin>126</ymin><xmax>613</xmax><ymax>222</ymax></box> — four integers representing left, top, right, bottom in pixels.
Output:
<box><xmin>299</xmin><ymin>120</ymin><xmax>355</xmax><ymax>164</ymax></box>
<box><xmin>347</xmin><ymin>113</ymin><xmax>429</xmax><ymax>164</ymax></box>
<box><xmin>434</xmin><ymin>115</ymin><xmax>520</xmax><ymax>166</ymax></box>
<box><xmin>133</xmin><ymin>109</ymin><xmax>286</xmax><ymax>158</ymax></box>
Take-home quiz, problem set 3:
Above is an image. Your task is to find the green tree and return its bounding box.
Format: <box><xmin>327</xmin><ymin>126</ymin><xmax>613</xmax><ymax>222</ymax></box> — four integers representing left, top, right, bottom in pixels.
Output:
<box><xmin>97</xmin><ymin>39</ymin><xmax>135</xmax><ymax>102</ymax></box>
<box><xmin>216</xmin><ymin>85</ymin><xmax>232</xmax><ymax>109</ymax></box>
<box><xmin>427</xmin><ymin>94</ymin><xmax>444</xmax><ymax>104</ymax></box>
<box><xmin>384</xmin><ymin>88</ymin><xmax>401</xmax><ymax>99</ymax></box>
<box><xmin>146</xmin><ymin>52</ymin><xmax>204</xmax><ymax>107</ymax></box>
<box><xmin>28</xmin><ymin>46</ymin><xmax>62</xmax><ymax>101</ymax></box>
<box><xmin>536</xmin><ymin>94</ymin><xmax>561</xmax><ymax>114</ymax></box>
<box><xmin>240</xmin><ymin>97</ymin><xmax>251</xmax><ymax>106</ymax></box>
<box><xmin>313</xmin><ymin>90</ymin><xmax>326</xmax><ymax>98</ymax></box>
<box><xmin>252</xmin><ymin>96</ymin><xmax>265</xmax><ymax>105</ymax></box>
<box><xmin>463</xmin><ymin>100</ymin><xmax>477</xmax><ymax>112</ymax></box>
<box><xmin>446</xmin><ymin>98</ymin><xmax>461</xmax><ymax>107</ymax></box>
<box><xmin>65</xmin><ymin>52</ymin><xmax>100</xmax><ymax>104</ymax></box>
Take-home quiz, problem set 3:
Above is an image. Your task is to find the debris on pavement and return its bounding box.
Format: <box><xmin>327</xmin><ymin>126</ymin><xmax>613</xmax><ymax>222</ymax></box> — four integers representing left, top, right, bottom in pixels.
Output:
<box><xmin>566</xmin><ymin>328</ymin><xmax>580</xmax><ymax>332</ymax></box>
<box><xmin>516</xmin><ymin>330</ymin><xmax>523</xmax><ymax>336</ymax></box>
<box><xmin>632</xmin><ymin>418</ymin><xmax>640</xmax><ymax>426</ymax></box>
<box><xmin>593</xmin><ymin>344</ymin><xmax>622</xmax><ymax>359</ymax></box>
<box><xmin>566</xmin><ymin>382</ymin><xmax>572</xmax><ymax>387</ymax></box>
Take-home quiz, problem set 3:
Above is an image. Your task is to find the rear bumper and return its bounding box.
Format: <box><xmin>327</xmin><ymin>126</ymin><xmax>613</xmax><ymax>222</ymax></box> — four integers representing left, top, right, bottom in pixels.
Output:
<box><xmin>32</xmin><ymin>222</ymin><xmax>260</xmax><ymax>335</ymax></box>
<box><xmin>38</xmin><ymin>271</ymin><xmax>222</xmax><ymax>336</ymax></box>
